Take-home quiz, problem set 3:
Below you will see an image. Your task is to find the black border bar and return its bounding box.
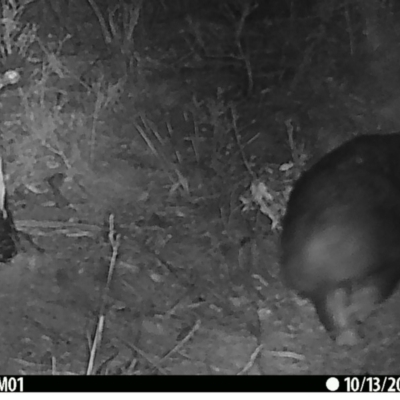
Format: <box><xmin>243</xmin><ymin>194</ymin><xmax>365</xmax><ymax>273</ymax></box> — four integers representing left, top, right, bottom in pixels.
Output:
<box><xmin>1</xmin><ymin>376</ymin><xmax>397</xmax><ymax>392</ymax></box>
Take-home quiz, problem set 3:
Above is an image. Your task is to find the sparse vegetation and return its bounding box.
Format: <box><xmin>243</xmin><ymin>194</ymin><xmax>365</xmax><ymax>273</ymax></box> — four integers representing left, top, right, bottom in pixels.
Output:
<box><xmin>0</xmin><ymin>0</ymin><xmax>398</xmax><ymax>377</ymax></box>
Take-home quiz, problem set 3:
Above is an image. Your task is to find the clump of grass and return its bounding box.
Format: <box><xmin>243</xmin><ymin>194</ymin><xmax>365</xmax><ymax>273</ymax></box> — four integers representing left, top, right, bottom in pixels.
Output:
<box><xmin>0</xmin><ymin>0</ymin><xmax>37</xmax><ymax>63</ymax></box>
<box><xmin>87</xmin><ymin>0</ymin><xmax>143</xmax><ymax>76</ymax></box>
<box><xmin>1</xmin><ymin>42</ymin><xmax>126</xmax><ymax>200</ymax></box>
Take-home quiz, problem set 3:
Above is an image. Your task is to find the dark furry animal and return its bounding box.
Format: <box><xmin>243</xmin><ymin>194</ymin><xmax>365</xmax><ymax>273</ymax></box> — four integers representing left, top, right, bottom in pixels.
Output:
<box><xmin>280</xmin><ymin>133</ymin><xmax>400</xmax><ymax>345</ymax></box>
<box><xmin>0</xmin><ymin>195</ymin><xmax>18</xmax><ymax>263</ymax></box>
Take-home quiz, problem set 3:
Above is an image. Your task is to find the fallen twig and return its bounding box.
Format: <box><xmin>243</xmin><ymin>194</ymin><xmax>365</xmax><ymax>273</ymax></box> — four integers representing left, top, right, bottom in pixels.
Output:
<box><xmin>156</xmin><ymin>319</ymin><xmax>201</xmax><ymax>367</ymax></box>
<box><xmin>237</xmin><ymin>344</ymin><xmax>264</xmax><ymax>375</ymax></box>
<box><xmin>86</xmin><ymin>214</ymin><xmax>121</xmax><ymax>375</ymax></box>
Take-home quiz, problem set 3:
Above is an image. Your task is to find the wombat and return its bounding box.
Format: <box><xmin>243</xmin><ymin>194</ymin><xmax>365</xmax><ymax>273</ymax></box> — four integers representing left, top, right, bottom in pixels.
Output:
<box><xmin>281</xmin><ymin>133</ymin><xmax>400</xmax><ymax>345</ymax></box>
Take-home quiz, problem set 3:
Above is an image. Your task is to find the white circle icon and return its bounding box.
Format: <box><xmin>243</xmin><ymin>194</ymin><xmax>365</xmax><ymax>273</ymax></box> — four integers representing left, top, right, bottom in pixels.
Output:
<box><xmin>326</xmin><ymin>377</ymin><xmax>340</xmax><ymax>391</ymax></box>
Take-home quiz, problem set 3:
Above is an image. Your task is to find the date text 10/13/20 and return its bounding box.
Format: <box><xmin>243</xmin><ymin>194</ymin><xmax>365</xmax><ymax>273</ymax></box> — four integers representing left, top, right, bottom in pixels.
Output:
<box><xmin>344</xmin><ymin>377</ymin><xmax>400</xmax><ymax>392</ymax></box>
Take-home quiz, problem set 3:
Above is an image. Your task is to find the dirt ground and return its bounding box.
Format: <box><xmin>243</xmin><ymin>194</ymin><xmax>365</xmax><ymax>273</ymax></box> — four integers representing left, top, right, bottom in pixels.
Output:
<box><xmin>0</xmin><ymin>5</ymin><xmax>400</xmax><ymax>376</ymax></box>
<box><xmin>0</xmin><ymin>96</ymin><xmax>399</xmax><ymax>376</ymax></box>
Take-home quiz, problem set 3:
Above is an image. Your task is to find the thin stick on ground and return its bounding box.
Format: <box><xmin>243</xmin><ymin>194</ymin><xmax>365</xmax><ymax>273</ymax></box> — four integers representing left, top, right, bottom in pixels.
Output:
<box><xmin>51</xmin><ymin>356</ymin><xmax>57</xmax><ymax>375</ymax></box>
<box><xmin>124</xmin><ymin>320</ymin><xmax>202</xmax><ymax>375</ymax></box>
<box><xmin>123</xmin><ymin>340</ymin><xmax>167</xmax><ymax>375</ymax></box>
<box><xmin>268</xmin><ymin>350</ymin><xmax>305</xmax><ymax>361</ymax></box>
<box><xmin>86</xmin><ymin>214</ymin><xmax>121</xmax><ymax>375</ymax></box>
<box><xmin>156</xmin><ymin>319</ymin><xmax>201</xmax><ymax>368</ymax></box>
<box><xmin>237</xmin><ymin>344</ymin><xmax>264</xmax><ymax>375</ymax></box>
